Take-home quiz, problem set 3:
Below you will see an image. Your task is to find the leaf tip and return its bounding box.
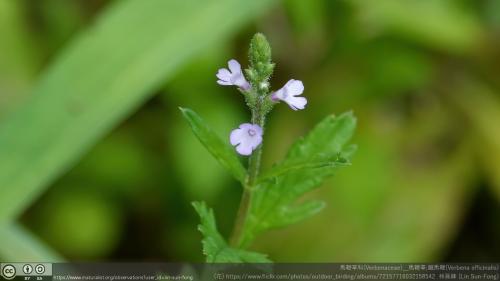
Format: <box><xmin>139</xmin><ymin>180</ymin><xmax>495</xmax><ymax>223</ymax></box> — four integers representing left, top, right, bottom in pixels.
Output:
<box><xmin>316</xmin><ymin>200</ymin><xmax>327</xmax><ymax>210</ymax></box>
<box><xmin>191</xmin><ymin>201</ymin><xmax>206</xmax><ymax>217</ymax></box>
<box><xmin>339</xmin><ymin>110</ymin><xmax>355</xmax><ymax>119</ymax></box>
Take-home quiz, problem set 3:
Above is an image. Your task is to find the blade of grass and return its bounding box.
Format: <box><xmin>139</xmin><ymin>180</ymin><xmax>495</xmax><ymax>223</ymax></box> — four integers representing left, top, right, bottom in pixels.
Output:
<box><xmin>0</xmin><ymin>0</ymin><xmax>41</xmax><ymax>117</ymax></box>
<box><xmin>0</xmin><ymin>0</ymin><xmax>275</xmax><ymax>223</ymax></box>
<box><xmin>0</xmin><ymin>223</ymin><xmax>64</xmax><ymax>261</ymax></box>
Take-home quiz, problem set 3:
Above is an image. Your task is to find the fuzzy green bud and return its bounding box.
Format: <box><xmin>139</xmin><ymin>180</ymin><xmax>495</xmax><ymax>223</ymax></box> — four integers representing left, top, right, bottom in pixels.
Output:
<box><xmin>247</xmin><ymin>33</ymin><xmax>275</xmax><ymax>95</ymax></box>
<box><xmin>249</xmin><ymin>33</ymin><xmax>271</xmax><ymax>65</ymax></box>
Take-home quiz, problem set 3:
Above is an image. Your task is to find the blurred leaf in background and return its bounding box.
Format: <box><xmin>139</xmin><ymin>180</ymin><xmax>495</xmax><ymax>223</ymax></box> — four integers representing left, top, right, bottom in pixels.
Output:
<box><xmin>0</xmin><ymin>1</ymin><xmax>40</xmax><ymax>116</ymax></box>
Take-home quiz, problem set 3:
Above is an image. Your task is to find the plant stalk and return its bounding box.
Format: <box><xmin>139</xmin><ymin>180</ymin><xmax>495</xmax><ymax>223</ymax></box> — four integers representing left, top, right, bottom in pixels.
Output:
<box><xmin>230</xmin><ymin>102</ymin><xmax>265</xmax><ymax>248</ymax></box>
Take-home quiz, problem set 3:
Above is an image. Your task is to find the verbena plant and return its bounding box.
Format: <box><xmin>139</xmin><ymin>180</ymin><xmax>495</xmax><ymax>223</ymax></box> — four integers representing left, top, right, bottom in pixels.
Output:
<box><xmin>180</xmin><ymin>33</ymin><xmax>357</xmax><ymax>262</ymax></box>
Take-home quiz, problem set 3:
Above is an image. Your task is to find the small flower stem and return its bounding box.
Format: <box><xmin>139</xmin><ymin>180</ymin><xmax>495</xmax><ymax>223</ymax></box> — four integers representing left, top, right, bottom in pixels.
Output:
<box><xmin>247</xmin><ymin>108</ymin><xmax>265</xmax><ymax>185</ymax></box>
<box><xmin>230</xmin><ymin>102</ymin><xmax>265</xmax><ymax>248</ymax></box>
<box><xmin>230</xmin><ymin>185</ymin><xmax>252</xmax><ymax>247</ymax></box>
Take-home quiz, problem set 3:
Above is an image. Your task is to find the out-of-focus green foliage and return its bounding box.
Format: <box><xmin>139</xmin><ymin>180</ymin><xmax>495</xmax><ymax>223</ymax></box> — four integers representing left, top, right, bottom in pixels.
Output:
<box><xmin>0</xmin><ymin>0</ymin><xmax>274</xmax><ymax>223</ymax></box>
<box><xmin>0</xmin><ymin>1</ymin><xmax>40</xmax><ymax>116</ymax></box>
<box><xmin>35</xmin><ymin>188</ymin><xmax>123</xmax><ymax>259</ymax></box>
<box><xmin>449</xmin><ymin>80</ymin><xmax>500</xmax><ymax>201</ymax></box>
<box><xmin>0</xmin><ymin>0</ymin><xmax>499</xmax><ymax>262</ymax></box>
<box><xmin>349</xmin><ymin>0</ymin><xmax>483</xmax><ymax>53</ymax></box>
<box><xmin>0</xmin><ymin>223</ymin><xmax>63</xmax><ymax>262</ymax></box>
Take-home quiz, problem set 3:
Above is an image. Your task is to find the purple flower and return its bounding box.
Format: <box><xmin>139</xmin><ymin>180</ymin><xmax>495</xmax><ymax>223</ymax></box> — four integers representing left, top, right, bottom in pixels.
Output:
<box><xmin>216</xmin><ymin>59</ymin><xmax>251</xmax><ymax>91</ymax></box>
<box><xmin>271</xmin><ymin>79</ymin><xmax>307</xmax><ymax>110</ymax></box>
<box><xmin>230</xmin><ymin>123</ymin><xmax>263</xmax><ymax>156</ymax></box>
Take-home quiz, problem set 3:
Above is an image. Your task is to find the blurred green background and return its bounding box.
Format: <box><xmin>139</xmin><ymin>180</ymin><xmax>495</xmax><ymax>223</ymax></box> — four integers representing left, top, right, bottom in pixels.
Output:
<box><xmin>0</xmin><ymin>0</ymin><xmax>499</xmax><ymax>262</ymax></box>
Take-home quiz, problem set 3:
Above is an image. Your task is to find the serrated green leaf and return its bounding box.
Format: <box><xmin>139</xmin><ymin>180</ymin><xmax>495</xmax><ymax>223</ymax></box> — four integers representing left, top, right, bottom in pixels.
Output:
<box><xmin>270</xmin><ymin>200</ymin><xmax>326</xmax><ymax>228</ymax></box>
<box><xmin>0</xmin><ymin>0</ymin><xmax>274</xmax><ymax>223</ymax></box>
<box><xmin>286</xmin><ymin>112</ymin><xmax>357</xmax><ymax>161</ymax></box>
<box><xmin>192</xmin><ymin>201</ymin><xmax>271</xmax><ymax>263</ymax></box>
<box><xmin>180</xmin><ymin>108</ymin><xmax>247</xmax><ymax>183</ymax></box>
<box><xmin>257</xmin><ymin>157</ymin><xmax>350</xmax><ymax>184</ymax></box>
<box><xmin>239</xmin><ymin>112</ymin><xmax>357</xmax><ymax>247</ymax></box>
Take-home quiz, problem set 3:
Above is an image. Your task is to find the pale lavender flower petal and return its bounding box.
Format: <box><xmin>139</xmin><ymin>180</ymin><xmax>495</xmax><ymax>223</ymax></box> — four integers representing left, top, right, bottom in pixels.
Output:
<box><xmin>229</xmin><ymin>123</ymin><xmax>263</xmax><ymax>156</ymax></box>
<box><xmin>230</xmin><ymin>127</ymin><xmax>246</xmax><ymax>146</ymax></box>
<box><xmin>285</xmin><ymin>79</ymin><xmax>304</xmax><ymax>95</ymax></box>
<box><xmin>216</xmin><ymin>69</ymin><xmax>231</xmax><ymax>81</ymax></box>
<box><xmin>236</xmin><ymin>143</ymin><xmax>253</xmax><ymax>156</ymax></box>
<box><xmin>217</xmin><ymin>80</ymin><xmax>232</xmax><ymax>85</ymax></box>
<box><xmin>288</xmin><ymin>96</ymin><xmax>307</xmax><ymax>110</ymax></box>
<box><xmin>228</xmin><ymin>59</ymin><xmax>242</xmax><ymax>74</ymax></box>
<box><xmin>215</xmin><ymin>59</ymin><xmax>251</xmax><ymax>91</ymax></box>
<box><xmin>271</xmin><ymin>79</ymin><xmax>307</xmax><ymax>110</ymax></box>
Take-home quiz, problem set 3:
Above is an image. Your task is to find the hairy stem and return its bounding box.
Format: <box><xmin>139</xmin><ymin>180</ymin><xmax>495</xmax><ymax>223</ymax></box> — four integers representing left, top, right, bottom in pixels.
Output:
<box><xmin>247</xmin><ymin>105</ymin><xmax>264</xmax><ymax>186</ymax></box>
<box><xmin>230</xmin><ymin>102</ymin><xmax>265</xmax><ymax>248</ymax></box>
